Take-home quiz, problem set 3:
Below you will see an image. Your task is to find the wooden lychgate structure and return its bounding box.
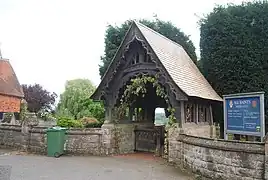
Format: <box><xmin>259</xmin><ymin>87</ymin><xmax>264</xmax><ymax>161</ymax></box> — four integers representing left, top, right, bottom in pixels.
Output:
<box><xmin>91</xmin><ymin>21</ymin><xmax>222</xmax><ymax>155</ymax></box>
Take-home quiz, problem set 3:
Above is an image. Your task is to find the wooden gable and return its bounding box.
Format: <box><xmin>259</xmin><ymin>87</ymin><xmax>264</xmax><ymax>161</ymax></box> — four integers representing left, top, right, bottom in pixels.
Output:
<box><xmin>91</xmin><ymin>22</ymin><xmax>188</xmax><ymax>107</ymax></box>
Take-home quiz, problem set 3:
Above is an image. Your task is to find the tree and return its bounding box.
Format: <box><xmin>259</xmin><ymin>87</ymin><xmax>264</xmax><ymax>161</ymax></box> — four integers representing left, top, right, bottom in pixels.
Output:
<box><xmin>99</xmin><ymin>17</ymin><xmax>197</xmax><ymax>78</ymax></box>
<box><xmin>22</xmin><ymin>84</ymin><xmax>57</xmax><ymax>113</ymax></box>
<box><xmin>56</xmin><ymin>79</ymin><xmax>104</xmax><ymax>121</ymax></box>
<box><xmin>199</xmin><ymin>1</ymin><xmax>268</xmax><ymax>131</ymax></box>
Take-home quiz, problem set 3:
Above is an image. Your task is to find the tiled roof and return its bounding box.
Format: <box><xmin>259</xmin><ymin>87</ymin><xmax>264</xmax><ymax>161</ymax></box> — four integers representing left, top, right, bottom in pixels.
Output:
<box><xmin>135</xmin><ymin>21</ymin><xmax>222</xmax><ymax>102</ymax></box>
<box><xmin>0</xmin><ymin>59</ymin><xmax>24</xmax><ymax>98</ymax></box>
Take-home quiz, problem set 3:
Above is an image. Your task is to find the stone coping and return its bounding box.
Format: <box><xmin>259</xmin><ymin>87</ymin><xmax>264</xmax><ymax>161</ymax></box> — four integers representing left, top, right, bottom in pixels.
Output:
<box><xmin>178</xmin><ymin>134</ymin><xmax>265</xmax><ymax>154</ymax></box>
<box><xmin>66</xmin><ymin>130</ymin><xmax>102</xmax><ymax>136</ymax></box>
<box><xmin>0</xmin><ymin>125</ymin><xmax>21</xmax><ymax>132</ymax></box>
<box><xmin>0</xmin><ymin>124</ymin><xmax>103</xmax><ymax>135</ymax></box>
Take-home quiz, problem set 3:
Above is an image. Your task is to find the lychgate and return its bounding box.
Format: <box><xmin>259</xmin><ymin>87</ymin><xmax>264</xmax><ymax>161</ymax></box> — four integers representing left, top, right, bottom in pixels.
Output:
<box><xmin>91</xmin><ymin>21</ymin><xmax>222</xmax><ymax>156</ymax></box>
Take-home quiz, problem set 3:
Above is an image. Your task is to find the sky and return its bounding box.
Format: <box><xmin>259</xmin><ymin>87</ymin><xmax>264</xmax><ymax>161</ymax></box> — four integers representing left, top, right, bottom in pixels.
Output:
<box><xmin>0</xmin><ymin>0</ymin><xmax>245</xmax><ymax>96</ymax></box>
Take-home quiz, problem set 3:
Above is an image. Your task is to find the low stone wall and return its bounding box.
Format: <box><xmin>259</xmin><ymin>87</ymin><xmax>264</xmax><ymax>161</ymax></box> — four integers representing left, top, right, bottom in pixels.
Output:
<box><xmin>0</xmin><ymin>124</ymin><xmax>26</xmax><ymax>150</ymax></box>
<box><xmin>0</xmin><ymin>123</ymin><xmax>136</xmax><ymax>156</ymax></box>
<box><xmin>168</xmin><ymin>127</ymin><xmax>267</xmax><ymax>179</ymax></box>
<box><xmin>65</xmin><ymin>128</ymin><xmax>103</xmax><ymax>155</ymax></box>
<box><xmin>0</xmin><ymin>124</ymin><xmax>105</xmax><ymax>156</ymax></box>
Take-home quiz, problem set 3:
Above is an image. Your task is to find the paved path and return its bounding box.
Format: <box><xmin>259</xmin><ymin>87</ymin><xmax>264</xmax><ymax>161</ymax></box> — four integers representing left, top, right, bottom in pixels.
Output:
<box><xmin>0</xmin><ymin>150</ymin><xmax>193</xmax><ymax>180</ymax></box>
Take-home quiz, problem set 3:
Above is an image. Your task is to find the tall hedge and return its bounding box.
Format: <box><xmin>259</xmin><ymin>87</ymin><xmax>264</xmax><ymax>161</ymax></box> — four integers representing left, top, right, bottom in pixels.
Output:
<box><xmin>200</xmin><ymin>1</ymin><xmax>268</xmax><ymax>131</ymax></box>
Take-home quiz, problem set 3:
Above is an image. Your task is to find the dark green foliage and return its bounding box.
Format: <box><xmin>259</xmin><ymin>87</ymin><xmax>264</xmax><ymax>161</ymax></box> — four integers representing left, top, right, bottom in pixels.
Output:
<box><xmin>80</xmin><ymin>99</ymin><xmax>105</xmax><ymax>123</ymax></box>
<box><xmin>99</xmin><ymin>18</ymin><xmax>197</xmax><ymax>78</ymax></box>
<box><xmin>84</xmin><ymin>122</ymin><xmax>102</xmax><ymax>128</ymax></box>
<box><xmin>200</xmin><ymin>1</ymin><xmax>268</xmax><ymax>128</ymax></box>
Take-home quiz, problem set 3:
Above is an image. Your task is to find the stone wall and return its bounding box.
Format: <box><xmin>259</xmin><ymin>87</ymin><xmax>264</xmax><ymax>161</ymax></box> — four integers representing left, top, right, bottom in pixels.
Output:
<box><xmin>0</xmin><ymin>124</ymin><xmax>105</xmax><ymax>156</ymax></box>
<box><xmin>183</xmin><ymin>123</ymin><xmax>216</xmax><ymax>138</ymax></box>
<box><xmin>65</xmin><ymin>128</ymin><xmax>103</xmax><ymax>155</ymax></box>
<box><xmin>168</xmin><ymin>127</ymin><xmax>267</xmax><ymax>180</ymax></box>
<box><xmin>0</xmin><ymin>123</ymin><xmax>137</xmax><ymax>156</ymax></box>
<box><xmin>0</xmin><ymin>124</ymin><xmax>26</xmax><ymax>150</ymax></box>
<box><xmin>28</xmin><ymin>126</ymin><xmax>47</xmax><ymax>153</ymax></box>
<box><xmin>115</xmin><ymin>124</ymin><xmax>135</xmax><ymax>154</ymax></box>
<box><xmin>101</xmin><ymin>123</ymin><xmax>136</xmax><ymax>155</ymax></box>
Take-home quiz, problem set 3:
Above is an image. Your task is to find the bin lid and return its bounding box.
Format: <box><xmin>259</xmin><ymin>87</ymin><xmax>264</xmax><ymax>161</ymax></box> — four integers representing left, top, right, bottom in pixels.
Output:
<box><xmin>46</xmin><ymin>126</ymin><xmax>67</xmax><ymax>132</ymax></box>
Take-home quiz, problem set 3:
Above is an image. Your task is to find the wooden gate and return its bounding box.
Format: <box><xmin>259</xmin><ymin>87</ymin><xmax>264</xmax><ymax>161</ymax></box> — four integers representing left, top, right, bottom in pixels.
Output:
<box><xmin>134</xmin><ymin>126</ymin><xmax>165</xmax><ymax>155</ymax></box>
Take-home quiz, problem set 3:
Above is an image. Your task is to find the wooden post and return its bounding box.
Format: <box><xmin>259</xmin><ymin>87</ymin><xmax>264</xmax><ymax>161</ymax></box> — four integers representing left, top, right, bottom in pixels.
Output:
<box><xmin>205</xmin><ymin>106</ymin><xmax>210</xmax><ymax>123</ymax></box>
<box><xmin>209</xmin><ymin>105</ymin><xmax>213</xmax><ymax>125</ymax></box>
<box><xmin>192</xmin><ymin>104</ymin><xmax>196</xmax><ymax>123</ymax></box>
<box><xmin>104</xmin><ymin>106</ymin><xmax>113</xmax><ymax>124</ymax></box>
<box><xmin>209</xmin><ymin>105</ymin><xmax>214</xmax><ymax>138</ymax></box>
<box><xmin>129</xmin><ymin>107</ymin><xmax>134</xmax><ymax>123</ymax></box>
<box><xmin>196</xmin><ymin>104</ymin><xmax>199</xmax><ymax>124</ymax></box>
<box><xmin>180</xmin><ymin>101</ymin><xmax>185</xmax><ymax>128</ymax></box>
<box><xmin>202</xmin><ymin>106</ymin><xmax>206</xmax><ymax>123</ymax></box>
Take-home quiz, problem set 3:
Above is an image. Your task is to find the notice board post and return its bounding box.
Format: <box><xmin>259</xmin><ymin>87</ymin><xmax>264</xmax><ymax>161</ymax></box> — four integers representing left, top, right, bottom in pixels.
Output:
<box><xmin>223</xmin><ymin>92</ymin><xmax>265</xmax><ymax>142</ymax></box>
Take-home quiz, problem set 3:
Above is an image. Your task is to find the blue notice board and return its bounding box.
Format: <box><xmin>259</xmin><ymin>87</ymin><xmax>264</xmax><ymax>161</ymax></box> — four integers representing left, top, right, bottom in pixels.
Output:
<box><xmin>223</xmin><ymin>92</ymin><xmax>265</xmax><ymax>140</ymax></box>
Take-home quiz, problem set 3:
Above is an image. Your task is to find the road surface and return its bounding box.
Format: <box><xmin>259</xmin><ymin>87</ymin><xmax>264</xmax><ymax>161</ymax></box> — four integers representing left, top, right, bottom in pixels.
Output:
<box><xmin>0</xmin><ymin>150</ymin><xmax>193</xmax><ymax>180</ymax></box>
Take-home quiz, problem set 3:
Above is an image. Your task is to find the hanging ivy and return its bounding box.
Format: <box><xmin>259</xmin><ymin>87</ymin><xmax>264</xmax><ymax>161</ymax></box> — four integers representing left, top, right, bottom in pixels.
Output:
<box><xmin>118</xmin><ymin>74</ymin><xmax>176</xmax><ymax>125</ymax></box>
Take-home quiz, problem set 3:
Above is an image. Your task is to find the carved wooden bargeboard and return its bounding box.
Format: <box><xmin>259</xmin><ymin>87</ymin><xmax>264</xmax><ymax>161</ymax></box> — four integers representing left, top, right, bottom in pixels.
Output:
<box><xmin>0</xmin><ymin>94</ymin><xmax>21</xmax><ymax>112</ymax></box>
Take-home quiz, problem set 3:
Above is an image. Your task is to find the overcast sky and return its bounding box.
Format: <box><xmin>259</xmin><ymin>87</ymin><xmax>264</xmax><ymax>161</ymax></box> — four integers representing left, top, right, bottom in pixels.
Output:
<box><xmin>0</xmin><ymin>0</ymin><xmax>245</xmax><ymax>96</ymax></box>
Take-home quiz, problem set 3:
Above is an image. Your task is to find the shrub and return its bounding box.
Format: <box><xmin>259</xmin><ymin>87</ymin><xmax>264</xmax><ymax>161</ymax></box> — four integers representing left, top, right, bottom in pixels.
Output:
<box><xmin>80</xmin><ymin>117</ymin><xmax>103</xmax><ymax>128</ymax></box>
<box><xmin>77</xmin><ymin>100</ymin><xmax>105</xmax><ymax>122</ymax></box>
<box><xmin>57</xmin><ymin>116</ymin><xmax>83</xmax><ymax>128</ymax></box>
<box><xmin>37</xmin><ymin>109</ymin><xmax>57</xmax><ymax>121</ymax></box>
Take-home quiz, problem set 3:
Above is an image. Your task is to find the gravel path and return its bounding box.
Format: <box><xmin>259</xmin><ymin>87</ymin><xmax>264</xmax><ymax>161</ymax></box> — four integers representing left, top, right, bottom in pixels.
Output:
<box><xmin>0</xmin><ymin>150</ymin><xmax>193</xmax><ymax>180</ymax></box>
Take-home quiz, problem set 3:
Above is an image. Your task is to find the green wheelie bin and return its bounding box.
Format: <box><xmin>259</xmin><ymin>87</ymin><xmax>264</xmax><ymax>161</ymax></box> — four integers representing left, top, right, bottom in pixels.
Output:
<box><xmin>46</xmin><ymin>127</ymin><xmax>67</xmax><ymax>158</ymax></box>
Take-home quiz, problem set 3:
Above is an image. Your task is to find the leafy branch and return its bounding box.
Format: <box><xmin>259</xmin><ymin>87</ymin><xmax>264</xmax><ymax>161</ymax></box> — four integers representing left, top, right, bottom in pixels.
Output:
<box><xmin>118</xmin><ymin>74</ymin><xmax>176</xmax><ymax>125</ymax></box>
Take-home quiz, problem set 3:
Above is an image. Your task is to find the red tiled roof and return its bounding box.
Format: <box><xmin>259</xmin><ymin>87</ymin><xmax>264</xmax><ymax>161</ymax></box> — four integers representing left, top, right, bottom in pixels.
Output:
<box><xmin>0</xmin><ymin>59</ymin><xmax>24</xmax><ymax>98</ymax></box>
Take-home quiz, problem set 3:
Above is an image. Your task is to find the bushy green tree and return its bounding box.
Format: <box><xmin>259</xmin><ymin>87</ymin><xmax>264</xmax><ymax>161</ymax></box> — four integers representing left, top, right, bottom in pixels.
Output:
<box><xmin>99</xmin><ymin>17</ymin><xmax>197</xmax><ymax>78</ymax></box>
<box><xmin>200</xmin><ymin>1</ymin><xmax>268</xmax><ymax>131</ymax></box>
<box><xmin>56</xmin><ymin>79</ymin><xmax>104</xmax><ymax>121</ymax></box>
